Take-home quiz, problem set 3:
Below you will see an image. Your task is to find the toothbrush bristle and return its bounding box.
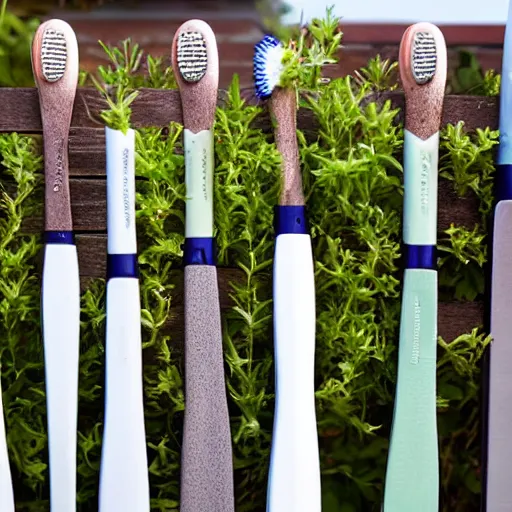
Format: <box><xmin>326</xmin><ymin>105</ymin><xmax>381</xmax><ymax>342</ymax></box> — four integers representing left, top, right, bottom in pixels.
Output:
<box><xmin>41</xmin><ymin>28</ymin><xmax>67</xmax><ymax>82</ymax></box>
<box><xmin>177</xmin><ymin>31</ymin><xmax>208</xmax><ymax>82</ymax></box>
<box><xmin>411</xmin><ymin>31</ymin><xmax>437</xmax><ymax>84</ymax></box>
<box><xmin>253</xmin><ymin>34</ymin><xmax>284</xmax><ymax>99</ymax></box>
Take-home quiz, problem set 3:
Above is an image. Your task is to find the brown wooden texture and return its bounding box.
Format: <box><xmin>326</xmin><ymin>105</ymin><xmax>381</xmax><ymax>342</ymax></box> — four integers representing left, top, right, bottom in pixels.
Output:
<box><xmin>0</xmin><ymin>87</ymin><xmax>495</xmax><ymax>341</ymax></box>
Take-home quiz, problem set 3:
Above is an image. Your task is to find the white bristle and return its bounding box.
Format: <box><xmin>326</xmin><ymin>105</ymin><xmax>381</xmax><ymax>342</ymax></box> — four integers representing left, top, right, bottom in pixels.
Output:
<box><xmin>177</xmin><ymin>31</ymin><xmax>207</xmax><ymax>83</ymax></box>
<box><xmin>411</xmin><ymin>31</ymin><xmax>437</xmax><ymax>84</ymax></box>
<box><xmin>41</xmin><ymin>28</ymin><xmax>67</xmax><ymax>82</ymax></box>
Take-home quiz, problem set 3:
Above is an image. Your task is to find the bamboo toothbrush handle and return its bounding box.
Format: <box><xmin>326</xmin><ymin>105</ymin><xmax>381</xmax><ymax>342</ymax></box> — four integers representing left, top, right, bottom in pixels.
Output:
<box><xmin>181</xmin><ymin>265</ymin><xmax>234</xmax><ymax>512</ymax></box>
<box><xmin>0</xmin><ymin>386</ymin><xmax>14</xmax><ymax>512</ymax></box>
<box><xmin>268</xmin><ymin>232</ymin><xmax>321</xmax><ymax>512</ymax></box>
<box><xmin>42</xmin><ymin>242</ymin><xmax>80</xmax><ymax>512</ymax></box>
<box><xmin>270</xmin><ymin>87</ymin><xmax>304</xmax><ymax>206</ymax></box>
<box><xmin>41</xmin><ymin>122</ymin><xmax>73</xmax><ymax>232</ymax></box>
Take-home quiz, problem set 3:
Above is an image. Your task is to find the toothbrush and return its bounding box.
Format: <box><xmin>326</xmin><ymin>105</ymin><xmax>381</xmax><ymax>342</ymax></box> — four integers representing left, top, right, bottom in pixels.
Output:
<box><xmin>98</xmin><ymin>128</ymin><xmax>150</xmax><ymax>509</ymax></box>
<box><xmin>0</xmin><ymin>378</ymin><xmax>14</xmax><ymax>512</ymax></box>
<box><xmin>254</xmin><ymin>35</ymin><xmax>321</xmax><ymax>512</ymax></box>
<box><xmin>383</xmin><ymin>23</ymin><xmax>446</xmax><ymax>512</ymax></box>
<box><xmin>171</xmin><ymin>20</ymin><xmax>235</xmax><ymax>512</ymax></box>
<box><xmin>484</xmin><ymin>1</ymin><xmax>512</xmax><ymax>509</ymax></box>
<box><xmin>31</xmin><ymin>19</ymin><xmax>80</xmax><ymax>512</ymax></box>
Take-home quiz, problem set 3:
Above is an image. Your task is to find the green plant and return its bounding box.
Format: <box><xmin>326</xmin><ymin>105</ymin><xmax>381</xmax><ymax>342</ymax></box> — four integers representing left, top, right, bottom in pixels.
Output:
<box><xmin>272</xmin><ymin>6</ymin><xmax>343</xmax><ymax>95</ymax></box>
<box><xmin>0</xmin><ymin>1</ymin><xmax>40</xmax><ymax>86</ymax></box>
<box><xmin>354</xmin><ymin>55</ymin><xmax>399</xmax><ymax>92</ymax></box>
<box><xmin>450</xmin><ymin>49</ymin><xmax>501</xmax><ymax>96</ymax></box>
<box><xmin>0</xmin><ymin>9</ymin><xmax>500</xmax><ymax>512</ymax></box>
<box><xmin>436</xmin><ymin>123</ymin><xmax>499</xmax><ymax>301</ymax></box>
<box><xmin>88</xmin><ymin>39</ymin><xmax>177</xmax><ymax>133</ymax></box>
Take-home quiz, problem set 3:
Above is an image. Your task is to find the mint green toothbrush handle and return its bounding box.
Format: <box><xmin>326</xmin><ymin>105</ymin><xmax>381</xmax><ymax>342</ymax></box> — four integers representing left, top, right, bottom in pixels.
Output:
<box><xmin>384</xmin><ymin>268</ymin><xmax>439</xmax><ymax>511</ymax></box>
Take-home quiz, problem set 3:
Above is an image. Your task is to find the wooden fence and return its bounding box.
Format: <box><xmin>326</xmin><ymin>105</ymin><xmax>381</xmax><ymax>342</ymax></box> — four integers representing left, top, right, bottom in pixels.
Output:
<box><xmin>0</xmin><ymin>87</ymin><xmax>500</xmax><ymax>345</ymax></box>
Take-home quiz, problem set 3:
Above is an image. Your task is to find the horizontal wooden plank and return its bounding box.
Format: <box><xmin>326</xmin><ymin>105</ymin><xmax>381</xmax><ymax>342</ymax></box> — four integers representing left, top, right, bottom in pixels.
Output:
<box><xmin>69</xmin><ymin>127</ymin><xmax>107</xmax><ymax>174</ymax></box>
<box><xmin>363</xmin><ymin>92</ymin><xmax>499</xmax><ymax>133</ymax></box>
<box><xmin>438</xmin><ymin>184</ymin><xmax>480</xmax><ymax>231</ymax></box>
<box><xmin>338</xmin><ymin>23</ymin><xmax>505</xmax><ymax>46</ymax></box>
<box><xmin>438</xmin><ymin>301</ymin><xmax>485</xmax><ymax>342</ymax></box>
<box><xmin>23</xmin><ymin>179</ymin><xmax>106</xmax><ymax>232</ymax></box>
<box><xmin>0</xmin><ymin>88</ymin><xmax>499</xmax><ymax>134</ymax></box>
<box><xmin>72</xmin><ymin>234</ymin><xmax>482</xmax><ymax>344</ymax></box>
<box><xmin>18</xmin><ymin>177</ymin><xmax>481</xmax><ymax>232</ymax></box>
<box><xmin>146</xmin><ymin>297</ymin><xmax>484</xmax><ymax>352</ymax></box>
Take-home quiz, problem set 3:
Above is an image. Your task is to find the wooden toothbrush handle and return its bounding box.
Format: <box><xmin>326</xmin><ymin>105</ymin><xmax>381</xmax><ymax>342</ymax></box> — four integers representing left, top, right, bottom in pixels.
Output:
<box><xmin>181</xmin><ymin>265</ymin><xmax>235</xmax><ymax>512</ymax></box>
<box><xmin>42</xmin><ymin>119</ymin><xmax>73</xmax><ymax>232</ymax></box>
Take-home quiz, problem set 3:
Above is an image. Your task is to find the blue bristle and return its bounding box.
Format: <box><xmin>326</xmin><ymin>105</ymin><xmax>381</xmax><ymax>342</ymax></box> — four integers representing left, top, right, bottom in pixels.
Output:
<box><xmin>253</xmin><ymin>34</ymin><xmax>282</xmax><ymax>99</ymax></box>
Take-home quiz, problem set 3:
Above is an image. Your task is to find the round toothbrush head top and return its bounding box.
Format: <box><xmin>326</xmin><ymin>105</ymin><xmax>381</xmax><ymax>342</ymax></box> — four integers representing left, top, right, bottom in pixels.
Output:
<box><xmin>399</xmin><ymin>22</ymin><xmax>447</xmax><ymax>139</ymax></box>
<box><xmin>399</xmin><ymin>22</ymin><xmax>446</xmax><ymax>90</ymax></box>
<box><xmin>253</xmin><ymin>34</ymin><xmax>285</xmax><ymax>99</ymax></box>
<box><xmin>171</xmin><ymin>19</ymin><xmax>219</xmax><ymax>132</ymax></box>
<box><xmin>31</xmin><ymin>18</ymin><xmax>78</xmax><ymax>88</ymax></box>
<box><xmin>172</xmin><ymin>20</ymin><xmax>219</xmax><ymax>133</ymax></box>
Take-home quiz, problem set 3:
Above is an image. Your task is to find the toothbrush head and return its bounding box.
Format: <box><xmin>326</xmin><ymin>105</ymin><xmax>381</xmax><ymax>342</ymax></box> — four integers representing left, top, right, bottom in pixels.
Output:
<box><xmin>41</xmin><ymin>28</ymin><xmax>67</xmax><ymax>82</ymax></box>
<box><xmin>253</xmin><ymin>34</ymin><xmax>285</xmax><ymax>99</ymax></box>
<box><xmin>176</xmin><ymin>30</ymin><xmax>208</xmax><ymax>83</ymax></box>
<box><xmin>399</xmin><ymin>22</ymin><xmax>446</xmax><ymax>90</ymax></box>
<box><xmin>31</xmin><ymin>19</ymin><xmax>79</xmax><ymax>89</ymax></box>
<box><xmin>171</xmin><ymin>19</ymin><xmax>219</xmax><ymax>133</ymax></box>
<box><xmin>399</xmin><ymin>22</ymin><xmax>447</xmax><ymax>139</ymax></box>
<box><xmin>411</xmin><ymin>31</ymin><xmax>437</xmax><ymax>85</ymax></box>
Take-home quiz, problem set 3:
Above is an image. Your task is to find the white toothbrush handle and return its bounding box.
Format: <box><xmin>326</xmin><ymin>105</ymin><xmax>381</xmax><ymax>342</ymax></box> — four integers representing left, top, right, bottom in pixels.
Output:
<box><xmin>42</xmin><ymin>243</ymin><xmax>80</xmax><ymax>512</ymax></box>
<box><xmin>268</xmin><ymin>233</ymin><xmax>321</xmax><ymax>512</ymax></box>
<box><xmin>99</xmin><ymin>278</ymin><xmax>149</xmax><ymax>512</ymax></box>
<box><xmin>100</xmin><ymin>127</ymin><xmax>149</xmax><ymax>511</ymax></box>
<box><xmin>0</xmin><ymin>385</ymin><xmax>14</xmax><ymax>512</ymax></box>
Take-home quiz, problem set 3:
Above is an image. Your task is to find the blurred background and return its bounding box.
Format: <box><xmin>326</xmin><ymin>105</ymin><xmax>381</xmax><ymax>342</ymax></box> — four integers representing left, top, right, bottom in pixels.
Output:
<box><xmin>4</xmin><ymin>0</ymin><xmax>511</xmax><ymax>90</ymax></box>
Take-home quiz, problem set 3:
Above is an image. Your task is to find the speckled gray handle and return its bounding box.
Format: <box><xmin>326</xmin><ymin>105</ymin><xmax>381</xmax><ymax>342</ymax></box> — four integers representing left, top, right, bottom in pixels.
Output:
<box><xmin>181</xmin><ymin>265</ymin><xmax>235</xmax><ymax>512</ymax></box>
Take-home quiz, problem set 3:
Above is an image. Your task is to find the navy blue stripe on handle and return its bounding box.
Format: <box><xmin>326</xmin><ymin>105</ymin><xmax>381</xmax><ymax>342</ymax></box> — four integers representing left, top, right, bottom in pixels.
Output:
<box><xmin>403</xmin><ymin>244</ymin><xmax>437</xmax><ymax>270</ymax></box>
<box><xmin>107</xmin><ymin>254</ymin><xmax>138</xmax><ymax>279</ymax></box>
<box><xmin>44</xmin><ymin>231</ymin><xmax>74</xmax><ymax>244</ymax></box>
<box><xmin>495</xmin><ymin>164</ymin><xmax>512</xmax><ymax>202</ymax></box>
<box><xmin>183</xmin><ymin>238</ymin><xmax>216</xmax><ymax>266</ymax></box>
<box><xmin>274</xmin><ymin>205</ymin><xmax>307</xmax><ymax>235</ymax></box>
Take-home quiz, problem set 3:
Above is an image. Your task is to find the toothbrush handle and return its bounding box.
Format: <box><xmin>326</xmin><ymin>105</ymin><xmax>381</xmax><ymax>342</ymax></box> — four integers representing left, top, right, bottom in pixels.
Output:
<box><xmin>402</xmin><ymin>130</ymin><xmax>439</xmax><ymax>246</ymax></box>
<box><xmin>498</xmin><ymin>0</ymin><xmax>512</xmax><ymax>167</ymax></box>
<box><xmin>181</xmin><ymin>265</ymin><xmax>234</xmax><ymax>512</ymax></box>
<box><xmin>0</xmin><ymin>386</ymin><xmax>14</xmax><ymax>512</ymax></box>
<box><xmin>99</xmin><ymin>278</ymin><xmax>149</xmax><ymax>512</ymax></box>
<box><xmin>42</xmin><ymin>242</ymin><xmax>80</xmax><ymax>512</ymax></box>
<box><xmin>383</xmin><ymin>269</ymin><xmax>439</xmax><ymax>511</ymax></box>
<box><xmin>268</xmin><ymin>233</ymin><xmax>321</xmax><ymax>512</ymax></box>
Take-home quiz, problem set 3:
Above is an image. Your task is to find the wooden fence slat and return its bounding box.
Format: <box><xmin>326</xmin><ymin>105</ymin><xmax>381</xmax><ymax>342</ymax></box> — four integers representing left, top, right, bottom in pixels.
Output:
<box><xmin>372</xmin><ymin>91</ymin><xmax>499</xmax><ymax>132</ymax></box>
<box><xmin>140</xmin><ymin>301</ymin><xmax>484</xmax><ymax>355</ymax></box>
<box><xmin>69</xmin><ymin>127</ymin><xmax>107</xmax><ymax>174</ymax></box>
<box><xmin>72</xmin><ymin>234</ymin><xmax>483</xmax><ymax>342</ymax></box>
<box><xmin>19</xmin><ymin>178</ymin><xmax>482</xmax><ymax>233</ymax></box>
<box><xmin>23</xmin><ymin>179</ymin><xmax>106</xmax><ymax>232</ymax></box>
<box><xmin>0</xmin><ymin>87</ymin><xmax>499</xmax><ymax>133</ymax></box>
<box><xmin>437</xmin><ymin>301</ymin><xmax>485</xmax><ymax>343</ymax></box>
<box><xmin>438</xmin><ymin>185</ymin><xmax>481</xmax><ymax>231</ymax></box>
